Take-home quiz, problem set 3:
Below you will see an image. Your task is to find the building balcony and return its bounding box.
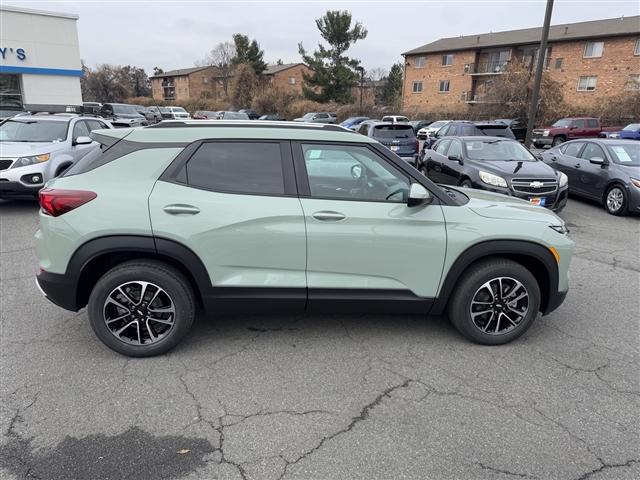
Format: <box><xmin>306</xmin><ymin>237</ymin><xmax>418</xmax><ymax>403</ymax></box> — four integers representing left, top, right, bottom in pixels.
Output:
<box><xmin>464</xmin><ymin>92</ymin><xmax>492</xmax><ymax>104</ymax></box>
<box><xmin>161</xmin><ymin>81</ymin><xmax>175</xmax><ymax>87</ymax></box>
<box><xmin>467</xmin><ymin>61</ymin><xmax>510</xmax><ymax>75</ymax></box>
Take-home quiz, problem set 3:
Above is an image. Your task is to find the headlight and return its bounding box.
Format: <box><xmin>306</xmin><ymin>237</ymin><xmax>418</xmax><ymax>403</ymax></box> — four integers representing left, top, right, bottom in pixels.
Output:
<box><xmin>12</xmin><ymin>153</ymin><xmax>50</xmax><ymax>168</ymax></box>
<box><xmin>630</xmin><ymin>178</ymin><xmax>640</xmax><ymax>189</ymax></box>
<box><xmin>558</xmin><ymin>171</ymin><xmax>568</xmax><ymax>187</ymax></box>
<box><xmin>542</xmin><ymin>130</ymin><xmax>550</xmax><ymax>136</ymax></box>
<box><xmin>549</xmin><ymin>224</ymin><xmax>569</xmax><ymax>235</ymax></box>
<box><xmin>479</xmin><ymin>171</ymin><xmax>508</xmax><ymax>188</ymax></box>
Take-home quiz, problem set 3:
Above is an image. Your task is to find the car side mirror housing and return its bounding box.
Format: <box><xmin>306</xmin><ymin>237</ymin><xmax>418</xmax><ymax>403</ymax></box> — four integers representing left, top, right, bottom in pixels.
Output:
<box><xmin>448</xmin><ymin>154</ymin><xmax>463</xmax><ymax>164</ymax></box>
<box><xmin>73</xmin><ymin>136</ymin><xmax>92</xmax><ymax>145</ymax></box>
<box><xmin>589</xmin><ymin>156</ymin><xmax>606</xmax><ymax>165</ymax></box>
<box><xmin>407</xmin><ymin>183</ymin><xmax>432</xmax><ymax>207</ymax></box>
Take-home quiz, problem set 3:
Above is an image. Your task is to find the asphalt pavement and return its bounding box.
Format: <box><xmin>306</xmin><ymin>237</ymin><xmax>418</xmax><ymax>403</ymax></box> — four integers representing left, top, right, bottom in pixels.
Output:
<box><xmin>0</xmin><ymin>196</ymin><xmax>638</xmax><ymax>480</ymax></box>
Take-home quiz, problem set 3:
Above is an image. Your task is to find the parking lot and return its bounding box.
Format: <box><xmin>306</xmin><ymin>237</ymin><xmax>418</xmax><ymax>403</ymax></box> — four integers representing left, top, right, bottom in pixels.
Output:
<box><xmin>0</xmin><ymin>196</ymin><xmax>638</xmax><ymax>480</ymax></box>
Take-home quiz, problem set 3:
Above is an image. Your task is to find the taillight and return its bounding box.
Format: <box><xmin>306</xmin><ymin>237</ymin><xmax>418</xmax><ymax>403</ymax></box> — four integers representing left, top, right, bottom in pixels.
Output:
<box><xmin>39</xmin><ymin>189</ymin><xmax>97</xmax><ymax>217</ymax></box>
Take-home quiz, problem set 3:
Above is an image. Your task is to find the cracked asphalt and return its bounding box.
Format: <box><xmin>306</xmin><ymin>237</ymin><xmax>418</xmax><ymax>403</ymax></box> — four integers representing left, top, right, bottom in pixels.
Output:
<box><xmin>0</xmin><ymin>196</ymin><xmax>638</xmax><ymax>480</ymax></box>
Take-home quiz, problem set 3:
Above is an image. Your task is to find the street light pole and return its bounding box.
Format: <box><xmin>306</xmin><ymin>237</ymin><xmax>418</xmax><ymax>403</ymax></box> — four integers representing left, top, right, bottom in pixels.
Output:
<box><xmin>357</xmin><ymin>66</ymin><xmax>365</xmax><ymax>115</ymax></box>
<box><xmin>525</xmin><ymin>0</ymin><xmax>554</xmax><ymax>148</ymax></box>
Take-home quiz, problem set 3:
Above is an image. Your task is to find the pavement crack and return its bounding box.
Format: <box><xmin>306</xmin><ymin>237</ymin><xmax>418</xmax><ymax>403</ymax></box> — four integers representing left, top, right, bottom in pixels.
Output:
<box><xmin>574</xmin><ymin>458</ymin><xmax>639</xmax><ymax>480</ymax></box>
<box><xmin>475</xmin><ymin>462</ymin><xmax>538</xmax><ymax>478</ymax></box>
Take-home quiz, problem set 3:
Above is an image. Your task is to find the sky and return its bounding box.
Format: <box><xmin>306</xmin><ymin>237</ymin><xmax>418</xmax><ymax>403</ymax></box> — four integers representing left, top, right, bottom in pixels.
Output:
<box><xmin>11</xmin><ymin>0</ymin><xmax>640</xmax><ymax>74</ymax></box>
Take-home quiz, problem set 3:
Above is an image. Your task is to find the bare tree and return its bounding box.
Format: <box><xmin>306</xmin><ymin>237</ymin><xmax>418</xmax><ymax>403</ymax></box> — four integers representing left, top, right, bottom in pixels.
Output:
<box><xmin>367</xmin><ymin>67</ymin><xmax>387</xmax><ymax>82</ymax></box>
<box><xmin>198</xmin><ymin>41</ymin><xmax>236</xmax><ymax>97</ymax></box>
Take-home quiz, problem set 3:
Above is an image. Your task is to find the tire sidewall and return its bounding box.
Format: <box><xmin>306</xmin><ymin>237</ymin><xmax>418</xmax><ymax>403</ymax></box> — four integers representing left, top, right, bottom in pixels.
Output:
<box><xmin>605</xmin><ymin>185</ymin><xmax>627</xmax><ymax>216</ymax></box>
<box><xmin>552</xmin><ymin>136</ymin><xmax>564</xmax><ymax>147</ymax></box>
<box><xmin>88</xmin><ymin>262</ymin><xmax>194</xmax><ymax>357</ymax></box>
<box><xmin>448</xmin><ymin>260</ymin><xmax>541</xmax><ymax>345</ymax></box>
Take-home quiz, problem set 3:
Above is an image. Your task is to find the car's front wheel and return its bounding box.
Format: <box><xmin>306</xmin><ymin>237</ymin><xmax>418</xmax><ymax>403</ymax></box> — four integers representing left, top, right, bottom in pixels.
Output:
<box><xmin>551</xmin><ymin>136</ymin><xmax>565</xmax><ymax>147</ymax></box>
<box><xmin>447</xmin><ymin>259</ymin><xmax>541</xmax><ymax>345</ymax></box>
<box><xmin>604</xmin><ymin>185</ymin><xmax>627</xmax><ymax>216</ymax></box>
<box><xmin>88</xmin><ymin>260</ymin><xmax>195</xmax><ymax>357</ymax></box>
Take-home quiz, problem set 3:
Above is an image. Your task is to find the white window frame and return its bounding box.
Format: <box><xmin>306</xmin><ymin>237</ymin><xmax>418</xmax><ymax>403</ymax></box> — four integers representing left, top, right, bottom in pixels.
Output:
<box><xmin>583</xmin><ymin>41</ymin><xmax>604</xmax><ymax>58</ymax></box>
<box><xmin>439</xmin><ymin>80</ymin><xmax>450</xmax><ymax>93</ymax></box>
<box><xmin>577</xmin><ymin>76</ymin><xmax>597</xmax><ymax>91</ymax></box>
<box><xmin>635</xmin><ymin>39</ymin><xmax>640</xmax><ymax>56</ymax></box>
<box><xmin>288</xmin><ymin>76</ymin><xmax>296</xmax><ymax>85</ymax></box>
<box><xmin>414</xmin><ymin>56</ymin><xmax>426</xmax><ymax>68</ymax></box>
<box><xmin>441</xmin><ymin>54</ymin><xmax>454</xmax><ymax>67</ymax></box>
<box><xmin>412</xmin><ymin>81</ymin><xmax>423</xmax><ymax>93</ymax></box>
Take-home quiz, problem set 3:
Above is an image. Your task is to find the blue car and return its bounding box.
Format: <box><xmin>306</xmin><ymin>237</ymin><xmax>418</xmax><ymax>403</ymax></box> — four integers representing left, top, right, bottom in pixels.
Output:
<box><xmin>600</xmin><ymin>123</ymin><xmax>640</xmax><ymax>140</ymax></box>
<box><xmin>340</xmin><ymin>116</ymin><xmax>370</xmax><ymax>130</ymax></box>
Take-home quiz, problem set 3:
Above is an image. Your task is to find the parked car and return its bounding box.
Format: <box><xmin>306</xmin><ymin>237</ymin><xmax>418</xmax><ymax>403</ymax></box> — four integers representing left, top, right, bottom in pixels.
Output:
<box><xmin>293</xmin><ymin>112</ymin><xmax>336</xmax><ymax>123</ymax></box>
<box><xmin>148</xmin><ymin>106</ymin><xmax>173</xmax><ymax>120</ymax></box>
<box><xmin>422</xmin><ymin>121</ymin><xmax>516</xmax><ymax>153</ymax></box>
<box><xmin>238</xmin><ymin>109</ymin><xmax>260</xmax><ymax>120</ymax></box>
<box><xmin>494</xmin><ymin>118</ymin><xmax>527</xmax><ymax>142</ymax></box>
<box><xmin>599</xmin><ymin>123</ymin><xmax>640</xmax><ymax>140</ymax></box>
<box><xmin>82</xmin><ymin>102</ymin><xmax>102</xmax><ymax>115</ymax></box>
<box><xmin>215</xmin><ymin>111</ymin><xmax>250</xmax><ymax>120</ymax></box>
<box><xmin>417</xmin><ymin>120</ymin><xmax>451</xmax><ymax>140</ymax></box>
<box><xmin>532</xmin><ymin>117</ymin><xmax>622</xmax><ymax>148</ymax></box>
<box><xmin>165</xmin><ymin>106</ymin><xmax>191</xmax><ymax>120</ymax></box>
<box><xmin>193</xmin><ymin>111</ymin><xmax>219</xmax><ymax>120</ymax></box>
<box><xmin>34</xmin><ymin>121</ymin><xmax>573</xmax><ymax>356</ymax></box>
<box><xmin>358</xmin><ymin>121</ymin><xmax>419</xmax><ymax>165</ymax></box>
<box><xmin>99</xmin><ymin>103</ymin><xmax>147</xmax><ymax>128</ymax></box>
<box><xmin>340</xmin><ymin>116</ymin><xmax>370</xmax><ymax>130</ymax></box>
<box><xmin>258</xmin><ymin>114</ymin><xmax>287</xmax><ymax>121</ymax></box>
<box><xmin>420</xmin><ymin>136</ymin><xmax>568</xmax><ymax>212</ymax></box>
<box><xmin>134</xmin><ymin>105</ymin><xmax>160</xmax><ymax>124</ymax></box>
<box><xmin>409</xmin><ymin>120</ymin><xmax>432</xmax><ymax>134</ymax></box>
<box><xmin>0</xmin><ymin>113</ymin><xmax>112</xmax><ymax>199</ymax></box>
<box><xmin>539</xmin><ymin>139</ymin><xmax>640</xmax><ymax>215</ymax></box>
<box><xmin>381</xmin><ymin>115</ymin><xmax>410</xmax><ymax>124</ymax></box>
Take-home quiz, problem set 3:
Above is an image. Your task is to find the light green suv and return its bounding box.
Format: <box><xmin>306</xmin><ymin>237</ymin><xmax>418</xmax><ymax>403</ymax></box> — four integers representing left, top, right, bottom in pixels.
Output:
<box><xmin>35</xmin><ymin>121</ymin><xmax>573</xmax><ymax>357</ymax></box>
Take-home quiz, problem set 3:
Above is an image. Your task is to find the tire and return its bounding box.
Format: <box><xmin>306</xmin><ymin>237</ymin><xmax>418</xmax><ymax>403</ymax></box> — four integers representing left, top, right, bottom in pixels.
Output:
<box><xmin>460</xmin><ymin>178</ymin><xmax>473</xmax><ymax>188</ymax></box>
<box><xmin>87</xmin><ymin>260</ymin><xmax>195</xmax><ymax>357</ymax></box>
<box><xmin>604</xmin><ymin>184</ymin><xmax>628</xmax><ymax>216</ymax></box>
<box><xmin>447</xmin><ymin>259</ymin><xmax>541</xmax><ymax>345</ymax></box>
<box><xmin>551</xmin><ymin>136</ymin><xmax>565</xmax><ymax>147</ymax></box>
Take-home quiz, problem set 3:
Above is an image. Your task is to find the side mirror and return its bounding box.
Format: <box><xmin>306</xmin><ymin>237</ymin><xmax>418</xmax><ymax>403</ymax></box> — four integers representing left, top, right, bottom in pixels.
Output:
<box><xmin>448</xmin><ymin>154</ymin><xmax>463</xmax><ymax>164</ymax></box>
<box><xmin>407</xmin><ymin>183</ymin><xmax>432</xmax><ymax>207</ymax></box>
<box><xmin>589</xmin><ymin>156</ymin><xmax>606</xmax><ymax>165</ymax></box>
<box><xmin>351</xmin><ymin>164</ymin><xmax>363</xmax><ymax>179</ymax></box>
<box><xmin>73</xmin><ymin>136</ymin><xmax>92</xmax><ymax>145</ymax></box>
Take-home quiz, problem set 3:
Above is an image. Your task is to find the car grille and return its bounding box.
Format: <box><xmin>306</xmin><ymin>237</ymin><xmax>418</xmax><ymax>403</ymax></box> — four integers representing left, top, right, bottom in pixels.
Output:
<box><xmin>511</xmin><ymin>178</ymin><xmax>558</xmax><ymax>195</ymax></box>
<box><xmin>0</xmin><ymin>159</ymin><xmax>15</xmax><ymax>171</ymax></box>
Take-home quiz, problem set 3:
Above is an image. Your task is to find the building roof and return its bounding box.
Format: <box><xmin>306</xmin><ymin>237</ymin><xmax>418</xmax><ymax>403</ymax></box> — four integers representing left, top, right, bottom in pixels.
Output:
<box><xmin>150</xmin><ymin>66</ymin><xmax>212</xmax><ymax>79</ymax></box>
<box><xmin>263</xmin><ymin>63</ymin><xmax>307</xmax><ymax>75</ymax></box>
<box><xmin>403</xmin><ymin>15</ymin><xmax>640</xmax><ymax>55</ymax></box>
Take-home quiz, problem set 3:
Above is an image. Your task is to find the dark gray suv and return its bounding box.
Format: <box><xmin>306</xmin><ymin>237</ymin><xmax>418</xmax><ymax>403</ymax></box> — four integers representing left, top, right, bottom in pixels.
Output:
<box><xmin>540</xmin><ymin>139</ymin><xmax>640</xmax><ymax>215</ymax></box>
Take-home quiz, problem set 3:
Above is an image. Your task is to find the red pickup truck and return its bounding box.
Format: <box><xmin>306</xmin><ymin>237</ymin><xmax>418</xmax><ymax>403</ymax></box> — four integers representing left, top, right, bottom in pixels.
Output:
<box><xmin>532</xmin><ymin>117</ymin><xmax>621</xmax><ymax>148</ymax></box>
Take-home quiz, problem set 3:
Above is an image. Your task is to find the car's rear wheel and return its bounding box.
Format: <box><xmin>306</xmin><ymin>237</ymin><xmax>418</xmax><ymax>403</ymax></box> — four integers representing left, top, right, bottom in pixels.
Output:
<box><xmin>447</xmin><ymin>259</ymin><xmax>540</xmax><ymax>345</ymax></box>
<box><xmin>604</xmin><ymin>185</ymin><xmax>627</xmax><ymax>216</ymax></box>
<box><xmin>88</xmin><ymin>260</ymin><xmax>195</xmax><ymax>357</ymax></box>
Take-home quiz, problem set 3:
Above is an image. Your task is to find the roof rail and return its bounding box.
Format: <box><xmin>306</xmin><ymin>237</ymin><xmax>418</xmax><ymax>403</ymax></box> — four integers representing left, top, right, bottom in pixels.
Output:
<box><xmin>146</xmin><ymin>120</ymin><xmax>354</xmax><ymax>133</ymax></box>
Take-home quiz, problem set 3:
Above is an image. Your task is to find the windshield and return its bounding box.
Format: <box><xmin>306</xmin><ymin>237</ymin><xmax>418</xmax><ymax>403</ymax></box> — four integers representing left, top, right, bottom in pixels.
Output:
<box><xmin>113</xmin><ymin>105</ymin><xmax>139</xmax><ymax>115</ymax></box>
<box><xmin>606</xmin><ymin>144</ymin><xmax>640</xmax><ymax>165</ymax></box>
<box><xmin>159</xmin><ymin>107</ymin><xmax>170</xmax><ymax>113</ymax></box>
<box><xmin>464</xmin><ymin>139</ymin><xmax>536</xmax><ymax>162</ymax></box>
<box><xmin>0</xmin><ymin>119</ymin><xmax>68</xmax><ymax>142</ymax></box>
<box><xmin>373</xmin><ymin>125</ymin><xmax>415</xmax><ymax>139</ymax></box>
<box><xmin>172</xmin><ymin>107</ymin><xmax>187</xmax><ymax>113</ymax></box>
<box><xmin>622</xmin><ymin>123</ymin><xmax>640</xmax><ymax>131</ymax></box>
<box><xmin>552</xmin><ymin>119</ymin><xmax>572</xmax><ymax>128</ymax></box>
<box><xmin>302</xmin><ymin>113</ymin><xmax>316</xmax><ymax>119</ymax></box>
<box><xmin>476</xmin><ymin>126</ymin><xmax>514</xmax><ymax>138</ymax></box>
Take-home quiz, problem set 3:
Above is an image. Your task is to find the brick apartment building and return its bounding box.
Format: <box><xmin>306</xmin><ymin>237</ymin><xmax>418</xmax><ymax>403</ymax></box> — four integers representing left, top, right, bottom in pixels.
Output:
<box><xmin>150</xmin><ymin>63</ymin><xmax>313</xmax><ymax>102</ymax></box>
<box><xmin>402</xmin><ymin>16</ymin><xmax>640</xmax><ymax>114</ymax></box>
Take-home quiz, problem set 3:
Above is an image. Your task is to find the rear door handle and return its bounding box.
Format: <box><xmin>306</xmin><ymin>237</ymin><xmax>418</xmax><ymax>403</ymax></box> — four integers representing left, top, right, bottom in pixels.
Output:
<box><xmin>312</xmin><ymin>211</ymin><xmax>346</xmax><ymax>222</ymax></box>
<box><xmin>163</xmin><ymin>204</ymin><xmax>200</xmax><ymax>215</ymax></box>
<box><xmin>574</xmin><ymin>164</ymin><xmax>581</xmax><ymax>169</ymax></box>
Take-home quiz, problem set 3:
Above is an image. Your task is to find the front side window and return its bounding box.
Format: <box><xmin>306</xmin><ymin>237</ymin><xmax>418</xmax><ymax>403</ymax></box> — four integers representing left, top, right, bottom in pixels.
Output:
<box><xmin>447</xmin><ymin>140</ymin><xmax>462</xmax><ymax>158</ymax></box>
<box><xmin>0</xmin><ymin>119</ymin><xmax>68</xmax><ymax>142</ymax></box>
<box><xmin>583</xmin><ymin>41</ymin><xmax>604</xmax><ymax>58</ymax></box>
<box><xmin>72</xmin><ymin>121</ymin><xmax>90</xmax><ymax>139</ymax></box>
<box><xmin>439</xmin><ymin>80</ymin><xmax>450</xmax><ymax>92</ymax></box>
<box><xmin>302</xmin><ymin>144</ymin><xmax>410</xmax><ymax>203</ymax></box>
<box><xmin>577</xmin><ymin>76</ymin><xmax>597</xmax><ymax>91</ymax></box>
<box><xmin>573</xmin><ymin>119</ymin><xmax>586</xmax><ymax>128</ymax></box>
<box><xmin>587</xmin><ymin>119</ymin><xmax>599</xmax><ymax>128</ymax></box>
<box><xmin>185</xmin><ymin>142</ymin><xmax>285</xmax><ymax>195</ymax></box>
<box><xmin>415</xmin><ymin>56</ymin><xmax>426</xmax><ymax>68</ymax></box>
<box><xmin>441</xmin><ymin>54</ymin><xmax>454</xmax><ymax>66</ymax></box>
<box><xmin>412</xmin><ymin>81</ymin><xmax>423</xmax><ymax>93</ymax></box>
<box><xmin>580</xmin><ymin>143</ymin><xmax>606</xmax><ymax>162</ymax></box>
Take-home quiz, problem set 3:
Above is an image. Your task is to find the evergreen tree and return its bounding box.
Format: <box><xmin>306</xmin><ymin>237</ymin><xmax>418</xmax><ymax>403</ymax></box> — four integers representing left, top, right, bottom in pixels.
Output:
<box><xmin>298</xmin><ymin>10</ymin><xmax>367</xmax><ymax>103</ymax></box>
<box><xmin>232</xmin><ymin>34</ymin><xmax>267</xmax><ymax>75</ymax></box>
<box><xmin>382</xmin><ymin>62</ymin><xmax>403</xmax><ymax>106</ymax></box>
<box><xmin>231</xmin><ymin>63</ymin><xmax>258</xmax><ymax>108</ymax></box>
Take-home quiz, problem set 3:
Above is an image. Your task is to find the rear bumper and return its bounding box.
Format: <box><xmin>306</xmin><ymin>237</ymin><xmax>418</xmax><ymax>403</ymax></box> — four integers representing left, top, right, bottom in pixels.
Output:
<box><xmin>36</xmin><ymin>270</ymin><xmax>80</xmax><ymax>311</ymax></box>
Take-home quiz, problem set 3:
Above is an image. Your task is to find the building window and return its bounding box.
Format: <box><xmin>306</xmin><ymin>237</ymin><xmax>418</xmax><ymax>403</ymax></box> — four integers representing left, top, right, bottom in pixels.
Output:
<box><xmin>412</xmin><ymin>81</ymin><xmax>423</xmax><ymax>93</ymax></box>
<box><xmin>415</xmin><ymin>56</ymin><xmax>426</xmax><ymax>68</ymax></box>
<box><xmin>583</xmin><ymin>41</ymin><xmax>604</xmax><ymax>58</ymax></box>
<box><xmin>577</xmin><ymin>76</ymin><xmax>597</xmax><ymax>91</ymax></box>
<box><xmin>626</xmin><ymin>75</ymin><xmax>640</xmax><ymax>91</ymax></box>
<box><xmin>0</xmin><ymin>74</ymin><xmax>23</xmax><ymax>110</ymax></box>
<box><xmin>439</xmin><ymin>80</ymin><xmax>450</xmax><ymax>93</ymax></box>
<box><xmin>441</xmin><ymin>54</ymin><xmax>454</xmax><ymax>66</ymax></box>
<box><xmin>288</xmin><ymin>76</ymin><xmax>296</xmax><ymax>85</ymax></box>
<box><xmin>635</xmin><ymin>39</ymin><xmax>640</xmax><ymax>56</ymax></box>
<box><xmin>202</xmin><ymin>77</ymin><xmax>209</xmax><ymax>84</ymax></box>
<box><xmin>555</xmin><ymin>58</ymin><xmax>563</xmax><ymax>69</ymax></box>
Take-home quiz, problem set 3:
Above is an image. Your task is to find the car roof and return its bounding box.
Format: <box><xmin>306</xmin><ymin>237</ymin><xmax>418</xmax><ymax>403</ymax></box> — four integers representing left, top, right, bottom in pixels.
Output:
<box><xmin>455</xmin><ymin>136</ymin><xmax>517</xmax><ymax>141</ymax></box>
<box><xmin>568</xmin><ymin>138</ymin><xmax>638</xmax><ymax>145</ymax></box>
<box><xmin>6</xmin><ymin>114</ymin><xmax>74</xmax><ymax>122</ymax></box>
<box><xmin>94</xmin><ymin>121</ymin><xmax>374</xmax><ymax>144</ymax></box>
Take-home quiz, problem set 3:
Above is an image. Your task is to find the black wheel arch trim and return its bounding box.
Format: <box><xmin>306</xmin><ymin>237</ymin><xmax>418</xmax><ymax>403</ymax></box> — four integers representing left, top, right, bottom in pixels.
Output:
<box><xmin>430</xmin><ymin>239</ymin><xmax>561</xmax><ymax>316</ymax></box>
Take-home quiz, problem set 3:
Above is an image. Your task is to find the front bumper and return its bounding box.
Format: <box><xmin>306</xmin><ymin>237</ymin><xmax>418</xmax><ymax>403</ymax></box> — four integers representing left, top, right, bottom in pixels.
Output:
<box><xmin>532</xmin><ymin>136</ymin><xmax>553</xmax><ymax>146</ymax></box>
<box><xmin>0</xmin><ymin>180</ymin><xmax>41</xmax><ymax>196</ymax></box>
<box><xmin>36</xmin><ymin>270</ymin><xmax>79</xmax><ymax>311</ymax></box>
<box><xmin>471</xmin><ymin>182</ymin><xmax>569</xmax><ymax>212</ymax></box>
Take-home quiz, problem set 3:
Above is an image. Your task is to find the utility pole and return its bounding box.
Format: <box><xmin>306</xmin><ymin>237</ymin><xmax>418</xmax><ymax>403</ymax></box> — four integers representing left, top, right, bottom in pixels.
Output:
<box><xmin>525</xmin><ymin>0</ymin><xmax>554</xmax><ymax>148</ymax></box>
<box><xmin>357</xmin><ymin>66</ymin><xmax>365</xmax><ymax>115</ymax></box>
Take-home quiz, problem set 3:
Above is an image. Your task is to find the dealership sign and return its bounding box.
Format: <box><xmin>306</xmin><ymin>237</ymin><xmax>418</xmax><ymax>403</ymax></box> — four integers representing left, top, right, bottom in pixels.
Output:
<box><xmin>0</xmin><ymin>47</ymin><xmax>27</xmax><ymax>61</ymax></box>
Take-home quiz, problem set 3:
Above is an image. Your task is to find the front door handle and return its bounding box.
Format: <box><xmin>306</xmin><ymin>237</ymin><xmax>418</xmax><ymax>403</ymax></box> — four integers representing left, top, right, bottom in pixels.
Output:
<box><xmin>312</xmin><ymin>211</ymin><xmax>346</xmax><ymax>222</ymax></box>
<box><xmin>574</xmin><ymin>163</ymin><xmax>581</xmax><ymax>169</ymax></box>
<box><xmin>163</xmin><ymin>204</ymin><xmax>200</xmax><ymax>215</ymax></box>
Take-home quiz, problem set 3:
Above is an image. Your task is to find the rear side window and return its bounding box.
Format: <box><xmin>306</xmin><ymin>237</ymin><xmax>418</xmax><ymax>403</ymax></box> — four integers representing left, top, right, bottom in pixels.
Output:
<box><xmin>587</xmin><ymin>119</ymin><xmax>598</xmax><ymax>128</ymax></box>
<box><xmin>561</xmin><ymin>142</ymin><xmax>585</xmax><ymax>157</ymax></box>
<box><xmin>434</xmin><ymin>139</ymin><xmax>451</xmax><ymax>154</ymax></box>
<box><xmin>185</xmin><ymin>142</ymin><xmax>284</xmax><ymax>195</ymax></box>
